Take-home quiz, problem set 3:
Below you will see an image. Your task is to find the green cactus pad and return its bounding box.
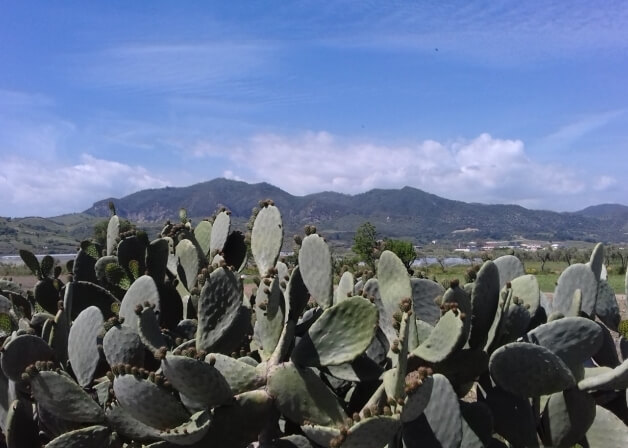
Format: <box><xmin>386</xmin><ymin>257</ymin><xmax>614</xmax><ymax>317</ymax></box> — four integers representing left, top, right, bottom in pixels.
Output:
<box><xmin>509</xmin><ymin>273</ymin><xmax>540</xmax><ymax>318</ymax></box>
<box><xmin>34</xmin><ymin>277</ymin><xmax>61</xmax><ymax>314</ymax></box>
<box><xmin>194</xmin><ymin>220</ymin><xmax>213</xmax><ymax>257</ymax></box>
<box><xmin>335</xmin><ymin>271</ymin><xmax>355</xmax><ymax>304</ymax></box>
<box><xmin>103</xmin><ymin>326</ymin><xmax>146</xmax><ymax>367</ymax></box>
<box><xmin>286</xmin><ymin>265</ymin><xmax>309</xmax><ymax>321</ymax></box>
<box><xmin>19</xmin><ymin>249</ymin><xmax>41</xmax><ymax>278</ymax></box>
<box><xmin>493</xmin><ymin>301</ymin><xmax>531</xmax><ymax>347</ymax></box>
<box><xmin>481</xmin><ymin>386</ymin><xmax>538</xmax><ymax>447</ymax></box>
<box><xmin>0</xmin><ymin>334</ymin><xmax>55</xmax><ymax>381</ymax></box>
<box><xmin>73</xmin><ymin>242</ymin><xmax>100</xmax><ymax>283</ymax></box>
<box><xmin>161</xmin><ymin>354</ymin><xmax>232</xmax><ymax>408</ymax></box>
<box><xmin>40</xmin><ymin>254</ymin><xmax>54</xmax><ymax>278</ymax></box>
<box><xmin>206</xmin><ymin>353</ymin><xmax>266</xmax><ymax>395</ymax></box>
<box><xmin>222</xmin><ymin>230</ymin><xmax>248</xmax><ymax>271</ymax></box>
<box><xmin>539</xmin><ymin>388</ymin><xmax>596</xmax><ymax>448</ymax></box>
<box><xmin>117</xmin><ymin>235</ymin><xmax>146</xmax><ymax>280</ymax></box>
<box><xmin>431</xmin><ymin>349</ymin><xmax>489</xmax><ymax>394</ymax></box>
<box><xmin>553</xmin><ymin>263</ymin><xmax>598</xmax><ymax>317</ymax></box>
<box><xmin>483</xmin><ymin>287</ymin><xmax>512</xmax><ymax>353</ymax></box>
<box><xmin>254</xmin><ymin>276</ymin><xmax>285</xmax><ymax>359</ymax></box>
<box><xmin>202</xmin><ymin>389</ymin><xmax>273</xmax><ymax>447</ymax></box>
<box><xmin>176</xmin><ymin>239</ymin><xmax>201</xmax><ymax>291</ymax></box>
<box><xmin>592</xmin><ymin>322</ymin><xmax>620</xmax><ymax>368</ymax></box>
<box><xmin>103</xmin><ymin>324</ymin><xmax>145</xmax><ymax>367</ymax></box>
<box><xmin>442</xmin><ymin>285</ymin><xmax>472</xmax><ymax>349</ymax></box>
<box><xmin>137</xmin><ymin>306</ymin><xmax>167</xmax><ymax>353</ymax></box>
<box><xmin>411</xmin><ymin>310</ymin><xmax>465</xmax><ymax>363</ymax></box>
<box><xmin>196</xmin><ymin>267</ymin><xmax>250</xmax><ymax>354</ymax></box>
<box><xmin>106</xmin><ymin>215</ymin><xmax>120</xmax><ymax>256</ymax></box>
<box><xmin>50</xmin><ymin>306</ymin><xmax>70</xmax><ymax>366</ymax></box>
<box><xmin>594</xmin><ymin>279</ymin><xmax>620</xmax><ymax>331</ymax></box>
<box><xmin>146</xmin><ymin>238</ymin><xmax>170</xmax><ymax>283</ymax></box>
<box><xmin>342</xmin><ymin>415</ymin><xmax>401</xmax><ymax>448</ymax></box>
<box><xmin>64</xmin><ymin>280</ymin><xmax>119</xmax><ymax>320</ymax></box>
<box><xmin>377</xmin><ymin>250</ymin><xmax>412</xmax><ymax>322</ymax></box>
<box><xmin>468</xmin><ymin>261</ymin><xmax>500</xmax><ymax>349</ymax></box>
<box><xmin>251</xmin><ymin>204</ymin><xmax>283</xmax><ymax>277</ymax></box>
<box><xmin>459</xmin><ymin>401</ymin><xmax>493</xmax><ymax>448</ymax></box>
<box><xmin>94</xmin><ymin>255</ymin><xmax>119</xmax><ymax>285</ymax></box>
<box><xmin>45</xmin><ymin>425</ymin><xmax>111</xmax><ymax>448</ymax></box>
<box><xmin>6</xmin><ymin>399</ymin><xmax>40</xmax><ymax>448</ymax></box>
<box><xmin>422</xmin><ymin>373</ymin><xmax>463</xmax><ymax>448</ymax></box>
<box><xmin>587</xmin><ymin>242</ymin><xmax>605</xmax><ymax>281</ymax></box>
<box><xmin>268</xmin><ymin>362</ymin><xmax>348</xmax><ymax>426</ymax></box>
<box><xmin>159</xmin><ymin>409</ymin><xmax>211</xmax><ymax>445</ymax></box>
<box><xmin>209</xmin><ymin>210</ymin><xmax>231</xmax><ymax>255</ymax></box>
<box><xmin>119</xmin><ymin>275</ymin><xmax>160</xmax><ymax>330</ymax></box>
<box><xmin>584</xmin><ymin>405</ymin><xmax>628</xmax><ymax>447</ymax></box>
<box><xmin>113</xmin><ymin>373</ymin><xmax>190</xmax><ymax>430</ymax></box>
<box><xmin>298</xmin><ymin>234</ymin><xmax>333</xmax><ymax>309</ymax></box>
<box><xmin>526</xmin><ymin>316</ymin><xmax>603</xmax><ymax>374</ymax></box>
<box><xmin>489</xmin><ymin>342</ymin><xmax>576</xmax><ymax>397</ymax></box>
<box><xmin>68</xmin><ymin>306</ymin><xmax>104</xmax><ymax>387</ymax></box>
<box><xmin>384</xmin><ymin>309</ymin><xmax>410</xmax><ymax>400</ymax></box>
<box><xmin>323</xmin><ymin>354</ymin><xmax>385</xmax><ymax>382</ymax></box>
<box><xmin>300</xmin><ymin>424</ymin><xmax>341</xmax><ymax>446</ymax></box>
<box><xmin>292</xmin><ymin>296</ymin><xmax>378</xmax><ymax>367</ymax></box>
<box><xmin>410</xmin><ymin>278</ymin><xmax>443</xmax><ymax>325</ymax></box>
<box><xmin>577</xmin><ymin>358</ymin><xmax>628</xmax><ymax>391</ymax></box>
<box><xmin>276</xmin><ymin>434</ymin><xmax>316</xmax><ymax>447</ymax></box>
<box><xmin>493</xmin><ymin>254</ymin><xmax>525</xmax><ymax>289</ymax></box>
<box><xmin>401</xmin><ymin>374</ymin><xmax>433</xmax><ymax>422</ymax></box>
<box><xmin>105</xmin><ymin>403</ymin><xmax>161</xmax><ymax>443</ymax></box>
<box><xmin>30</xmin><ymin>370</ymin><xmax>105</xmax><ymax>423</ymax></box>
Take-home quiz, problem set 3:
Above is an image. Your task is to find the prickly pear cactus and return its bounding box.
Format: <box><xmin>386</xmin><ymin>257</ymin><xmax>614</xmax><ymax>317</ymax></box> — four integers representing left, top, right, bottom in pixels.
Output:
<box><xmin>2</xmin><ymin>200</ymin><xmax>626</xmax><ymax>448</ymax></box>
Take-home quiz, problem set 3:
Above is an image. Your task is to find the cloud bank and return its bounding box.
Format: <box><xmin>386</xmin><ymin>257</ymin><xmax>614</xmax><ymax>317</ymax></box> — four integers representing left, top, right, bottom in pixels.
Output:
<box><xmin>0</xmin><ymin>131</ymin><xmax>621</xmax><ymax>217</ymax></box>
<box><xmin>0</xmin><ymin>155</ymin><xmax>169</xmax><ymax>217</ymax></box>
<box><xmin>219</xmin><ymin>131</ymin><xmax>608</xmax><ymax>210</ymax></box>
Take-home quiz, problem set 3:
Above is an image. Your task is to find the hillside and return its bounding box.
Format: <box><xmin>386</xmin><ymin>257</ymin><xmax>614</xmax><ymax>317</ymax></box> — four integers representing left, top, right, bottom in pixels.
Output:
<box><xmin>3</xmin><ymin>178</ymin><xmax>628</xmax><ymax>256</ymax></box>
<box><xmin>83</xmin><ymin>178</ymin><xmax>628</xmax><ymax>245</ymax></box>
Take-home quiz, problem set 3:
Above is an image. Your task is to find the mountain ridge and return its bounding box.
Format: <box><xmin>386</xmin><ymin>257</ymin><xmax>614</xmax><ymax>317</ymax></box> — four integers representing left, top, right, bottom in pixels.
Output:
<box><xmin>82</xmin><ymin>178</ymin><xmax>628</xmax><ymax>244</ymax></box>
<box><xmin>3</xmin><ymin>178</ymin><xmax>628</xmax><ymax>255</ymax></box>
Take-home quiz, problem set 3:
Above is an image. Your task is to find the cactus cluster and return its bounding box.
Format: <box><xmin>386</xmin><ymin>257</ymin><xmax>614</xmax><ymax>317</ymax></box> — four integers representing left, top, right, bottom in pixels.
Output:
<box><xmin>0</xmin><ymin>206</ymin><xmax>626</xmax><ymax>447</ymax></box>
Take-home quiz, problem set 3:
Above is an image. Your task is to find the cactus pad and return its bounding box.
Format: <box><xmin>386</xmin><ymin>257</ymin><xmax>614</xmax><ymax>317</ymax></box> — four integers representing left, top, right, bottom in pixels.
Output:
<box><xmin>268</xmin><ymin>362</ymin><xmax>347</xmax><ymax>426</ymax></box>
<box><xmin>298</xmin><ymin>234</ymin><xmax>333</xmax><ymax>309</ymax></box>
<box><xmin>292</xmin><ymin>296</ymin><xmax>378</xmax><ymax>367</ymax></box>
<box><xmin>489</xmin><ymin>342</ymin><xmax>576</xmax><ymax>397</ymax></box>
<box><xmin>30</xmin><ymin>370</ymin><xmax>104</xmax><ymax>423</ymax></box>
<box><xmin>251</xmin><ymin>204</ymin><xmax>283</xmax><ymax>277</ymax></box>
<box><xmin>68</xmin><ymin>306</ymin><xmax>104</xmax><ymax>387</ymax></box>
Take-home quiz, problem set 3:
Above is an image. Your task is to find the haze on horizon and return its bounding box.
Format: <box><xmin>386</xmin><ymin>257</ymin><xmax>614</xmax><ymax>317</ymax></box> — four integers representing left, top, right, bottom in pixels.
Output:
<box><xmin>1</xmin><ymin>1</ymin><xmax>627</xmax><ymax>217</ymax></box>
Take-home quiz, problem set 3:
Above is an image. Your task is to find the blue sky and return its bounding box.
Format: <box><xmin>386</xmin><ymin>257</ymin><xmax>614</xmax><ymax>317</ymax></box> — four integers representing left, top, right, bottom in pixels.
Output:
<box><xmin>1</xmin><ymin>0</ymin><xmax>627</xmax><ymax>217</ymax></box>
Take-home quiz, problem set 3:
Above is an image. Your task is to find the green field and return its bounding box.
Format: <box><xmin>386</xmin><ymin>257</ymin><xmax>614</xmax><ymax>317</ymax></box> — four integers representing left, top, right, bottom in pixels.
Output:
<box><xmin>416</xmin><ymin>260</ymin><xmax>626</xmax><ymax>294</ymax></box>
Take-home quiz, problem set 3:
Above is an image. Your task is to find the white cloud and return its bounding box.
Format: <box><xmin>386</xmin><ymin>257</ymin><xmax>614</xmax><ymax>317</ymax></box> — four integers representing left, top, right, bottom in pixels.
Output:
<box><xmin>208</xmin><ymin>131</ymin><xmax>597</xmax><ymax>210</ymax></box>
<box><xmin>0</xmin><ymin>154</ymin><xmax>169</xmax><ymax>217</ymax></box>
<box><xmin>593</xmin><ymin>175</ymin><xmax>617</xmax><ymax>191</ymax></box>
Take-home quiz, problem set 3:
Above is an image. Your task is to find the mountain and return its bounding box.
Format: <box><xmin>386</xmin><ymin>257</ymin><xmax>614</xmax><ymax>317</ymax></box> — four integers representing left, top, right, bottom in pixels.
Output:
<box><xmin>4</xmin><ymin>179</ymin><xmax>627</xmax><ymax>256</ymax></box>
<box><xmin>81</xmin><ymin>178</ymin><xmax>628</xmax><ymax>245</ymax></box>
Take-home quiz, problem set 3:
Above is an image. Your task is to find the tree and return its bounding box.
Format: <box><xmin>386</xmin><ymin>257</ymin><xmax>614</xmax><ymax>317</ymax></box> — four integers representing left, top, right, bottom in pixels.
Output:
<box><xmin>608</xmin><ymin>245</ymin><xmax>628</xmax><ymax>274</ymax></box>
<box><xmin>383</xmin><ymin>238</ymin><xmax>416</xmax><ymax>270</ymax></box>
<box><xmin>536</xmin><ymin>248</ymin><xmax>551</xmax><ymax>273</ymax></box>
<box><xmin>352</xmin><ymin>222</ymin><xmax>378</xmax><ymax>271</ymax></box>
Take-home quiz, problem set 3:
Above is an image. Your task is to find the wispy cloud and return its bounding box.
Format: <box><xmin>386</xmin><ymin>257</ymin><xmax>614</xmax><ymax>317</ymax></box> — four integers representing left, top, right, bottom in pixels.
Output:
<box><xmin>313</xmin><ymin>0</ymin><xmax>628</xmax><ymax>63</ymax></box>
<box><xmin>539</xmin><ymin>110</ymin><xmax>626</xmax><ymax>149</ymax></box>
<box><xmin>78</xmin><ymin>41</ymin><xmax>277</xmax><ymax>94</ymax></box>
